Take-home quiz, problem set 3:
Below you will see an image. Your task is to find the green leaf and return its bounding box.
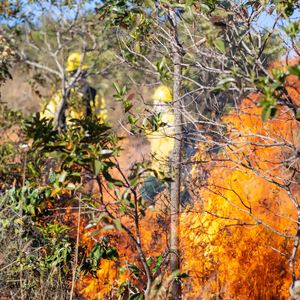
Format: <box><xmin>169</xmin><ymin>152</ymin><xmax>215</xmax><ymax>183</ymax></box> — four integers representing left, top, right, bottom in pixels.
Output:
<box><xmin>217</xmin><ymin>77</ymin><xmax>235</xmax><ymax>87</ymax></box>
<box><xmin>26</xmin><ymin>204</ymin><xmax>35</xmax><ymax>215</ymax></box>
<box><xmin>92</xmin><ymin>244</ymin><xmax>104</xmax><ymax>261</ymax></box>
<box><xmin>214</xmin><ymin>39</ymin><xmax>225</xmax><ymax>53</ymax></box>
<box><xmin>261</xmin><ymin>105</ymin><xmax>270</xmax><ymax>121</ymax></box>
<box><xmin>130</xmin><ymin>177</ymin><xmax>139</xmax><ymax>187</ymax></box>
<box><xmin>128</xmin><ymin>115</ymin><xmax>138</xmax><ymax>125</ymax></box>
<box><xmin>143</xmin><ymin>0</ymin><xmax>155</xmax><ymax>9</ymax></box>
<box><xmin>104</xmin><ymin>247</ymin><xmax>119</xmax><ymax>259</ymax></box>
<box><xmin>200</xmin><ymin>3</ymin><xmax>211</xmax><ymax>12</ymax></box>
<box><xmin>113</xmin><ymin>82</ymin><xmax>121</xmax><ymax>94</ymax></box>
<box><xmin>269</xmin><ymin>106</ymin><xmax>277</xmax><ymax>118</ymax></box>
<box><xmin>46</xmin><ymin>151</ymin><xmax>63</xmax><ymax>159</ymax></box>
<box><xmin>128</xmin><ymin>264</ymin><xmax>140</xmax><ymax>276</ymax></box>
<box><xmin>103</xmin><ymin>170</ymin><xmax>124</xmax><ymax>187</ymax></box>
<box><xmin>44</xmin><ymin>188</ymin><xmax>52</xmax><ymax>198</ymax></box>
<box><xmin>146</xmin><ymin>257</ymin><xmax>151</xmax><ymax>267</ymax></box>
<box><xmin>113</xmin><ymin>219</ymin><xmax>122</xmax><ymax>231</ymax></box>
<box><xmin>58</xmin><ymin>170</ymin><xmax>68</xmax><ymax>183</ymax></box>
<box><xmin>152</xmin><ymin>255</ymin><xmax>163</xmax><ymax>274</ymax></box>
<box><xmin>124</xmin><ymin>101</ymin><xmax>133</xmax><ymax>112</ymax></box>
<box><xmin>289</xmin><ymin>64</ymin><xmax>300</xmax><ymax>78</ymax></box>
<box><xmin>129</xmin><ymin>293</ymin><xmax>143</xmax><ymax>300</ymax></box>
<box><xmin>107</xmin><ymin>182</ymin><xmax>114</xmax><ymax>189</ymax></box>
<box><xmin>66</xmin><ymin>182</ymin><xmax>76</xmax><ymax>190</ymax></box>
<box><xmin>94</xmin><ymin>160</ymin><xmax>103</xmax><ymax>175</ymax></box>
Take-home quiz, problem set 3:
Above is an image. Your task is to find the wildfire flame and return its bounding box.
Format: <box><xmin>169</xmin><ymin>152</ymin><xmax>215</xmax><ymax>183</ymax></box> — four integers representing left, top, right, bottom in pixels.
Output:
<box><xmin>68</xmin><ymin>137</ymin><xmax>168</xmax><ymax>299</ymax></box>
<box><xmin>181</xmin><ymin>91</ymin><xmax>300</xmax><ymax>297</ymax></box>
<box><xmin>75</xmin><ymin>60</ymin><xmax>300</xmax><ymax>299</ymax></box>
<box><xmin>74</xmin><ymin>204</ymin><xmax>168</xmax><ymax>299</ymax></box>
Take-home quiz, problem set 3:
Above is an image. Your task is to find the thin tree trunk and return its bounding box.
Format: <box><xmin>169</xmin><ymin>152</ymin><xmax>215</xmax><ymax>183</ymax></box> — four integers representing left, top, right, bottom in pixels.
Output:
<box><xmin>69</xmin><ymin>195</ymin><xmax>81</xmax><ymax>300</ymax></box>
<box><xmin>55</xmin><ymin>89</ymin><xmax>68</xmax><ymax>129</ymax></box>
<box><xmin>55</xmin><ymin>74</ymin><xmax>68</xmax><ymax>130</ymax></box>
<box><xmin>55</xmin><ymin>68</ymin><xmax>82</xmax><ymax>129</ymax></box>
<box><xmin>169</xmin><ymin>9</ymin><xmax>183</xmax><ymax>300</ymax></box>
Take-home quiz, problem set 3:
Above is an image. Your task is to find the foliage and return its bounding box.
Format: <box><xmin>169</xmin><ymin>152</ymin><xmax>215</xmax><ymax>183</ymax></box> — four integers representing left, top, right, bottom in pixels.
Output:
<box><xmin>82</xmin><ymin>240</ymin><xmax>119</xmax><ymax>275</ymax></box>
<box><xmin>0</xmin><ymin>184</ymin><xmax>73</xmax><ymax>299</ymax></box>
<box><xmin>0</xmin><ymin>96</ymin><xmax>169</xmax><ymax>298</ymax></box>
<box><xmin>0</xmin><ymin>30</ymin><xmax>16</xmax><ymax>87</ymax></box>
<box><xmin>2</xmin><ymin>0</ymin><xmax>300</xmax><ymax>299</ymax></box>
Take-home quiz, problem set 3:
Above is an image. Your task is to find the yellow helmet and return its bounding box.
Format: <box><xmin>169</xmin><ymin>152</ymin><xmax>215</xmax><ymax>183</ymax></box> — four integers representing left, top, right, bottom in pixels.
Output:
<box><xmin>66</xmin><ymin>52</ymin><xmax>87</xmax><ymax>72</ymax></box>
<box><xmin>152</xmin><ymin>85</ymin><xmax>172</xmax><ymax>102</ymax></box>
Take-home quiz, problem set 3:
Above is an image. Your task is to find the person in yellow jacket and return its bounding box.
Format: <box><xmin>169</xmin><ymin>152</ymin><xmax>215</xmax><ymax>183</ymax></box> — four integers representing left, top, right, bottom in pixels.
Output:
<box><xmin>42</xmin><ymin>90</ymin><xmax>107</xmax><ymax>124</ymax></box>
<box><xmin>146</xmin><ymin>85</ymin><xmax>175</xmax><ymax>171</ymax></box>
<box><xmin>142</xmin><ymin>85</ymin><xmax>193</xmax><ymax>204</ymax></box>
<box><xmin>141</xmin><ymin>85</ymin><xmax>175</xmax><ymax>202</ymax></box>
<box><xmin>41</xmin><ymin>52</ymin><xmax>107</xmax><ymax>125</ymax></box>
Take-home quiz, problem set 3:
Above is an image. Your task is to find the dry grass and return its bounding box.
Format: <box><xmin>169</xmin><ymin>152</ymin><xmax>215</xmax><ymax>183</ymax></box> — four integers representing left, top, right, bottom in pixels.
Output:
<box><xmin>0</xmin><ymin>69</ymin><xmax>49</xmax><ymax>116</ymax></box>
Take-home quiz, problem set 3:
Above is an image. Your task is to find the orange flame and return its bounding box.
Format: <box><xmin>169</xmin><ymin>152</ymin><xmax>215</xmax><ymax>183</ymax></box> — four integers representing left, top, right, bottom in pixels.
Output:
<box><xmin>75</xmin><ymin>60</ymin><xmax>300</xmax><ymax>299</ymax></box>
<box><xmin>181</xmin><ymin>88</ymin><xmax>300</xmax><ymax>298</ymax></box>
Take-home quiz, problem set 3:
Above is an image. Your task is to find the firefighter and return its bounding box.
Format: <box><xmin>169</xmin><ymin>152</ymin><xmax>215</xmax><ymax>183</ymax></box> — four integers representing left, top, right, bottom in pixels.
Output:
<box><xmin>141</xmin><ymin>85</ymin><xmax>175</xmax><ymax>202</ymax></box>
<box><xmin>147</xmin><ymin>85</ymin><xmax>175</xmax><ymax>170</ymax></box>
<box><xmin>141</xmin><ymin>85</ymin><xmax>193</xmax><ymax>204</ymax></box>
<box><xmin>41</xmin><ymin>52</ymin><xmax>107</xmax><ymax>124</ymax></box>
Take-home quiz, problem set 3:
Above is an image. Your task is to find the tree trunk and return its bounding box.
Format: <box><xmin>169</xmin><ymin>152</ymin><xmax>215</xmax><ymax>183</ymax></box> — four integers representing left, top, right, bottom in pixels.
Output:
<box><xmin>55</xmin><ymin>74</ymin><xmax>69</xmax><ymax>130</ymax></box>
<box><xmin>169</xmin><ymin>9</ymin><xmax>183</xmax><ymax>300</ymax></box>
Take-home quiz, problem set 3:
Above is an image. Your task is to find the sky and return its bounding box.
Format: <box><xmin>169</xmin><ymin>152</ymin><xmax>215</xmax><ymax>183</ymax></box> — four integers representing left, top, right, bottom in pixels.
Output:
<box><xmin>0</xmin><ymin>0</ymin><xmax>102</xmax><ymax>27</ymax></box>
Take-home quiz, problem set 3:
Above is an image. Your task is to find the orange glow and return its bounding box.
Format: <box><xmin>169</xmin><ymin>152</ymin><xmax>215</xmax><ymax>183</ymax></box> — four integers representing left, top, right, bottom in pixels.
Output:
<box><xmin>181</xmin><ymin>92</ymin><xmax>300</xmax><ymax>298</ymax></box>
<box><xmin>75</xmin><ymin>205</ymin><xmax>168</xmax><ymax>299</ymax></box>
<box><xmin>75</xmin><ymin>61</ymin><xmax>300</xmax><ymax>299</ymax></box>
<box><xmin>69</xmin><ymin>156</ymin><xmax>169</xmax><ymax>300</ymax></box>
<box><xmin>74</xmin><ymin>137</ymin><xmax>168</xmax><ymax>299</ymax></box>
